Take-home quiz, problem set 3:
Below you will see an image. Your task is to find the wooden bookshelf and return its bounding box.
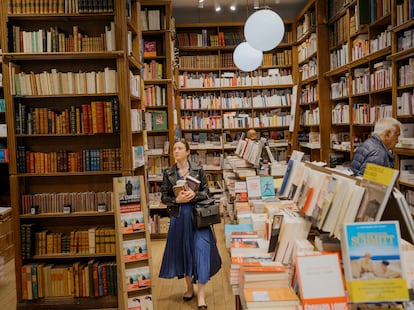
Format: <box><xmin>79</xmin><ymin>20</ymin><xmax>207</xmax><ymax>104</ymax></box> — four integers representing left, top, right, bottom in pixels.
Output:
<box><xmin>139</xmin><ymin>0</ymin><xmax>175</xmax><ymax>239</ymax></box>
<box><xmin>0</xmin><ymin>0</ymin><xmax>151</xmax><ymax>308</ymax></box>
<box><xmin>176</xmin><ymin>21</ymin><xmax>297</xmax><ymax>171</ymax></box>
<box><xmin>293</xmin><ymin>0</ymin><xmax>331</xmax><ymax>163</ymax></box>
<box><xmin>391</xmin><ymin>0</ymin><xmax>414</xmax><ymax>210</ymax></box>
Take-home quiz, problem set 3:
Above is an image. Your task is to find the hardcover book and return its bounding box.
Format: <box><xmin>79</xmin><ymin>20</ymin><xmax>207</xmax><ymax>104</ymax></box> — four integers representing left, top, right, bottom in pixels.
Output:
<box><xmin>113</xmin><ymin>176</ymin><xmax>141</xmax><ymax>204</ymax></box>
<box><xmin>341</xmin><ymin>221</ymin><xmax>409</xmax><ymax>303</ymax></box>
<box><xmin>186</xmin><ymin>175</ymin><xmax>201</xmax><ymax>192</ymax></box>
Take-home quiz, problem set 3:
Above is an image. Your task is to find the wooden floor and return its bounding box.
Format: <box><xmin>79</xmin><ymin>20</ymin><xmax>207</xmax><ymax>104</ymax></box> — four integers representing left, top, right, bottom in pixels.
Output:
<box><xmin>0</xmin><ymin>221</ymin><xmax>236</xmax><ymax>310</ymax></box>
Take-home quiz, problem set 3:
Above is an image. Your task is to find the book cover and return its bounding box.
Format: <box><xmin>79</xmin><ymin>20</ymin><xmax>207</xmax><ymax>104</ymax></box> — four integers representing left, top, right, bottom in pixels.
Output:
<box><xmin>143</xmin><ymin>40</ymin><xmax>157</xmax><ymax>57</ymax></box>
<box><xmin>246</xmin><ymin>176</ymin><xmax>262</xmax><ymax>200</ymax></box>
<box><xmin>341</xmin><ymin>221</ymin><xmax>409</xmax><ymax>303</ymax></box>
<box><xmin>151</xmin><ymin>111</ymin><xmax>167</xmax><ymax>130</ymax></box>
<box><xmin>128</xmin><ymin>294</ymin><xmax>154</xmax><ymax>310</ymax></box>
<box><xmin>173</xmin><ymin>182</ymin><xmax>188</xmax><ymax>197</ymax></box>
<box><xmin>296</xmin><ymin>253</ymin><xmax>348</xmax><ymax>309</ymax></box>
<box><xmin>243</xmin><ymin>286</ymin><xmax>300</xmax><ymax>308</ymax></box>
<box><xmin>268</xmin><ymin>214</ymin><xmax>283</xmax><ymax>253</ymax></box>
<box><xmin>355</xmin><ymin>163</ymin><xmax>399</xmax><ymax>222</ymax></box>
<box><xmin>123</xmin><ymin>238</ymin><xmax>148</xmax><ymax>262</ymax></box>
<box><xmin>113</xmin><ymin>176</ymin><xmax>141</xmax><ymax>204</ymax></box>
<box><xmin>260</xmin><ymin>176</ymin><xmax>275</xmax><ymax>198</ymax></box>
<box><xmin>186</xmin><ymin>175</ymin><xmax>201</xmax><ymax>192</ymax></box>
<box><xmin>125</xmin><ymin>266</ymin><xmax>151</xmax><ymax>292</ymax></box>
<box><xmin>234</xmin><ymin>181</ymin><xmax>248</xmax><ymax>202</ymax></box>
<box><xmin>120</xmin><ymin>209</ymin><xmax>145</xmax><ymax>233</ymax></box>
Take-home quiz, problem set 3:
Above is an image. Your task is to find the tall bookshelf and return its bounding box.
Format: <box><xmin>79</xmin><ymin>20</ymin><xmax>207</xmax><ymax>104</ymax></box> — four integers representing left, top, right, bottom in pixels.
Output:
<box><xmin>176</xmin><ymin>21</ymin><xmax>296</xmax><ymax>171</ymax></box>
<box><xmin>391</xmin><ymin>0</ymin><xmax>414</xmax><ymax>212</ymax></box>
<box><xmin>324</xmin><ymin>0</ymin><xmax>393</xmax><ymax>167</ymax></box>
<box><xmin>0</xmin><ymin>39</ymin><xmax>9</xmax><ymax>208</ymax></box>
<box><xmin>293</xmin><ymin>0</ymin><xmax>330</xmax><ymax>163</ymax></box>
<box><xmin>140</xmin><ymin>0</ymin><xmax>175</xmax><ymax>239</ymax></box>
<box><xmin>0</xmin><ymin>0</ymin><xmax>148</xmax><ymax>308</ymax></box>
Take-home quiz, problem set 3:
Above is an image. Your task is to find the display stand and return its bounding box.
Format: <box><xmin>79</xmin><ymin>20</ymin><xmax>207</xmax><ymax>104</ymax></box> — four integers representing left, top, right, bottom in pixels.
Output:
<box><xmin>113</xmin><ymin>175</ymin><xmax>153</xmax><ymax>310</ymax></box>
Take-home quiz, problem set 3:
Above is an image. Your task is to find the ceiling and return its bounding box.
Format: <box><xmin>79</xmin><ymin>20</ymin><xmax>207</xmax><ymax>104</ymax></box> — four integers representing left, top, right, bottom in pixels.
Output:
<box><xmin>172</xmin><ymin>0</ymin><xmax>310</xmax><ymax>24</ymax></box>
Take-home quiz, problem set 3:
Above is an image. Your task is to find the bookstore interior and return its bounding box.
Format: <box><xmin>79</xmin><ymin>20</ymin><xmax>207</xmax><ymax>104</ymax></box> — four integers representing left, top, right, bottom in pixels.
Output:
<box><xmin>1</xmin><ymin>0</ymin><xmax>414</xmax><ymax>309</ymax></box>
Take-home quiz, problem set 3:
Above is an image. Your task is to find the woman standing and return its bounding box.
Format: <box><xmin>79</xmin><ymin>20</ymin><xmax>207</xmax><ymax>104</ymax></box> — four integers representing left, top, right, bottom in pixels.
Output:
<box><xmin>159</xmin><ymin>139</ymin><xmax>222</xmax><ymax>309</ymax></box>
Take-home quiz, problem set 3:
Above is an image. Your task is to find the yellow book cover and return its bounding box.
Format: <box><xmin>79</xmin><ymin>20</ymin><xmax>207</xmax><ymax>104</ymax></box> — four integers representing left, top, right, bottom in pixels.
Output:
<box><xmin>341</xmin><ymin>221</ymin><xmax>409</xmax><ymax>303</ymax></box>
<box><xmin>356</xmin><ymin>163</ymin><xmax>399</xmax><ymax>222</ymax></box>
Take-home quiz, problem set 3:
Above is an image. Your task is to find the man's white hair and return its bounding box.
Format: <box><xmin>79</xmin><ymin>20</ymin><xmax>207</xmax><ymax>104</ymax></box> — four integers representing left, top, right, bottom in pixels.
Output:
<box><xmin>373</xmin><ymin>117</ymin><xmax>402</xmax><ymax>135</ymax></box>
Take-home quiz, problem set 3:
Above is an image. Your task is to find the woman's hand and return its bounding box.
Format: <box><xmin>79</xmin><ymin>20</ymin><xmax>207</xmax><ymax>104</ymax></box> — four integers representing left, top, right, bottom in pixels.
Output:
<box><xmin>176</xmin><ymin>189</ymin><xmax>195</xmax><ymax>203</ymax></box>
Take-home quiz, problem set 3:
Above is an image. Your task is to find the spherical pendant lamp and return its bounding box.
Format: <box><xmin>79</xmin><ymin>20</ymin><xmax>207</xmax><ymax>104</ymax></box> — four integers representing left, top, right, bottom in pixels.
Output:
<box><xmin>233</xmin><ymin>42</ymin><xmax>263</xmax><ymax>72</ymax></box>
<box><xmin>244</xmin><ymin>9</ymin><xmax>285</xmax><ymax>51</ymax></box>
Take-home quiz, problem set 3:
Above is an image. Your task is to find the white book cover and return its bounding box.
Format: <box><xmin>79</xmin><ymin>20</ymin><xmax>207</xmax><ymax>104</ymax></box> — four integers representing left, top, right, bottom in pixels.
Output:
<box><xmin>128</xmin><ymin>294</ymin><xmax>153</xmax><ymax>310</ymax></box>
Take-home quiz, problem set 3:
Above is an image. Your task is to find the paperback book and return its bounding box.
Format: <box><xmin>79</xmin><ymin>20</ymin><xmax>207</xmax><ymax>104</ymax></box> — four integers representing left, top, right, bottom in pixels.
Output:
<box><xmin>123</xmin><ymin>238</ymin><xmax>148</xmax><ymax>262</ymax></box>
<box><xmin>113</xmin><ymin>176</ymin><xmax>141</xmax><ymax>204</ymax></box>
<box><xmin>341</xmin><ymin>221</ymin><xmax>409</xmax><ymax>303</ymax></box>
<box><xmin>355</xmin><ymin>163</ymin><xmax>399</xmax><ymax>222</ymax></box>
<box><xmin>125</xmin><ymin>266</ymin><xmax>151</xmax><ymax>292</ymax></box>
<box><xmin>128</xmin><ymin>294</ymin><xmax>153</xmax><ymax>310</ymax></box>
<box><xmin>296</xmin><ymin>253</ymin><xmax>348</xmax><ymax>309</ymax></box>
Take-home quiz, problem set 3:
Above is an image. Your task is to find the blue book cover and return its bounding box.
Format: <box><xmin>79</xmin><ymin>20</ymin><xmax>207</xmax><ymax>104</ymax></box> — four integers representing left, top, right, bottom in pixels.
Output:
<box><xmin>341</xmin><ymin>221</ymin><xmax>409</xmax><ymax>303</ymax></box>
<box><xmin>260</xmin><ymin>176</ymin><xmax>275</xmax><ymax>198</ymax></box>
<box><xmin>277</xmin><ymin>159</ymin><xmax>294</xmax><ymax>196</ymax></box>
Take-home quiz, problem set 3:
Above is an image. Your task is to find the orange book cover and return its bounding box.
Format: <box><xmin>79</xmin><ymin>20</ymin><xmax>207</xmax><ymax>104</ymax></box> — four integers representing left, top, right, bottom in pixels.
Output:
<box><xmin>243</xmin><ymin>286</ymin><xmax>299</xmax><ymax>303</ymax></box>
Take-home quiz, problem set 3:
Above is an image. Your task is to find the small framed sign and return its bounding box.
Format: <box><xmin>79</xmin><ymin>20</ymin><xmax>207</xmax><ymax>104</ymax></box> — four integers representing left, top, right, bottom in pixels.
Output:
<box><xmin>97</xmin><ymin>203</ymin><xmax>107</xmax><ymax>213</ymax></box>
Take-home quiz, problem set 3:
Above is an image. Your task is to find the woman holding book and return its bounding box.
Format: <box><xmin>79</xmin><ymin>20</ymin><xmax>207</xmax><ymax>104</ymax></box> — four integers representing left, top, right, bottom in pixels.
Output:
<box><xmin>159</xmin><ymin>139</ymin><xmax>222</xmax><ymax>309</ymax></box>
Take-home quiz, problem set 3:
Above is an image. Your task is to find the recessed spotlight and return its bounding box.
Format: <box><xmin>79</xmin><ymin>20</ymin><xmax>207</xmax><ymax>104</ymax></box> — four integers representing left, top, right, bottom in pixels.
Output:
<box><xmin>215</xmin><ymin>6</ymin><xmax>221</xmax><ymax>11</ymax></box>
<box><xmin>230</xmin><ymin>5</ymin><xmax>236</xmax><ymax>10</ymax></box>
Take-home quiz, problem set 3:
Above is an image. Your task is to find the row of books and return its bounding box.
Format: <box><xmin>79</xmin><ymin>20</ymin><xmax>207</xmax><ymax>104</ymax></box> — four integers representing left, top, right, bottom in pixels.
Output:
<box><xmin>16</xmin><ymin>146</ymin><xmax>121</xmax><ymax>174</ymax></box>
<box><xmin>144</xmin><ymin>85</ymin><xmax>166</xmax><ymax>107</ymax></box>
<box><xmin>140</xmin><ymin>8</ymin><xmax>162</xmax><ymax>31</ymax></box>
<box><xmin>15</xmin><ymin>99</ymin><xmax>120</xmax><ymax>135</ymax></box>
<box><xmin>179</xmin><ymin>71</ymin><xmax>293</xmax><ymax>88</ymax></box>
<box><xmin>8</xmin><ymin>0</ymin><xmax>114</xmax><ymax>15</ymax></box>
<box><xmin>396</xmin><ymin>0</ymin><xmax>414</xmax><ymax>26</ymax></box>
<box><xmin>11</xmin><ymin>67</ymin><xmax>118</xmax><ymax>96</ymax></box>
<box><xmin>142</xmin><ymin>60</ymin><xmax>163</xmax><ymax>80</ymax></box>
<box><xmin>9</xmin><ymin>22</ymin><xmax>116</xmax><ymax>53</ymax></box>
<box><xmin>149</xmin><ymin>214</ymin><xmax>170</xmax><ymax>235</ymax></box>
<box><xmin>33</xmin><ymin>227</ymin><xmax>116</xmax><ymax>256</ymax></box>
<box><xmin>20</xmin><ymin>260</ymin><xmax>117</xmax><ymax>300</ymax></box>
<box><xmin>352</xmin><ymin>103</ymin><xmax>392</xmax><ymax>125</ymax></box>
<box><xmin>21</xmin><ymin>191</ymin><xmax>113</xmax><ymax>214</ymax></box>
<box><xmin>0</xmin><ymin>148</ymin><xmax>8</xmax><ymax>163</ymax></box>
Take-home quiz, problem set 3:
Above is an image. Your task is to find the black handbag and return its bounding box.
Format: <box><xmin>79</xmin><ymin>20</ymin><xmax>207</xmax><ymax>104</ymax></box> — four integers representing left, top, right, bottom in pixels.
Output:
<box><xmin>166</xmin><ymin>204</ymin><xmax>180</xmax><ymax>217</ymax></box>
<box><xmin>193</xmin><ymin>199</ymin><xmax>221</xmax><ymax>228</ymax></box>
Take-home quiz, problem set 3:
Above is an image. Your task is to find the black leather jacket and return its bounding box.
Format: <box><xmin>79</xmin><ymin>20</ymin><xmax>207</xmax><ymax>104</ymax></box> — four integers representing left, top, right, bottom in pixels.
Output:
<box><xmin>161</xmin><ymin>161</ymin><xmax>210</xmax><ymax>208</ymax></box>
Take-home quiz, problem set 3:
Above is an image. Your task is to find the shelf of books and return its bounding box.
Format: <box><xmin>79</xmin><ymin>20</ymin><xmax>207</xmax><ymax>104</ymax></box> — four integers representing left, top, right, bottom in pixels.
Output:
<box><xmin>0</xmin><ymin>0</ymin><xmax>139</xmax><ymax>308</ymax></box>
<box><xmin>392</xmin><ymin>0</ymin><xmax>414</xmax><ymax>216</ymax></box>
<box><xmin>294</xmin><ymin>0</ymin><xmax>331</xmax><ymax>163</ymax></box>
<box><xmin>325</xmin><ymin>0</ymin><xmax>393</xmax><ymax>168</ymax></box>
<box><xmin>140</xmin><ymin>0</ymin><xmax>175</xmax><ymax>239</ymax></box>
<box><xmin>176</xmin><ymin>21</ymin><xmax>296</xmax><ymax>176</ymax></box>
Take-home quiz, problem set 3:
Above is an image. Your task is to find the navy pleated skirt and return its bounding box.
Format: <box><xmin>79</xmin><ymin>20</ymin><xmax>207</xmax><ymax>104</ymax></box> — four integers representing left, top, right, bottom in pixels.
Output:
<box><xmin>159</xmin><ymin>203</ymin><xmax>222</xmax><ymax>284</ymax></box>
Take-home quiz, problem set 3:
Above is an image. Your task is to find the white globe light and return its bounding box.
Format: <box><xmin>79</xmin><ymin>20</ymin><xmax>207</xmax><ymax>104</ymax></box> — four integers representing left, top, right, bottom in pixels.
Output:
<box><xmin>244</xmin><ymin>9</ymin><xmax>285</xmax><ymax>51</ymax></box>
<box><xmin>233</xmin><ymin>42</ymin><xmax>263</xmax><ymax>72</ymax></box>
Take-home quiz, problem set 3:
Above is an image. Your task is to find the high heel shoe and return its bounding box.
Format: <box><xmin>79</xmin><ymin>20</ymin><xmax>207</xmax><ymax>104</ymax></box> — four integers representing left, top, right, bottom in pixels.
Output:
<box><xmin>182</xmin><ymin>292</ymin><xmax>194</xmax><ymax>301</ymax></box>
<box><xmin>198</xmin><ymin>305</ymin><xmax>207</xmax><ymax>309</ymax></box>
